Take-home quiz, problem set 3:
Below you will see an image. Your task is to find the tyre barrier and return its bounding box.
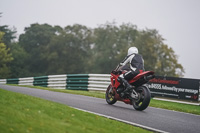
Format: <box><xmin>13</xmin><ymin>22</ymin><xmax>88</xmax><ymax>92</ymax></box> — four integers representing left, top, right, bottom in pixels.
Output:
<box><xmin>0</xmin><ymin>74</ymin><xmax>199</xmax><ymax>103</ymax></box>
<box><xmin>0</xmin><ymin>74</ymin><xmax>110</xmax><ymax>91</ymax></box>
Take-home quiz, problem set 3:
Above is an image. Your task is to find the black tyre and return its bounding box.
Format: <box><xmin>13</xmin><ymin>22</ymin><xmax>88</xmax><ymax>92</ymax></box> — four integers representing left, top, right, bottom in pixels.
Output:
<box><xmin>132</xmin><ymin>86</ymin><xmax>151</xmax><ymax>111</ymax></box>
<box><xmin>106</xmin><ymin>85</ymin><xmax>117</xmax><ymax>105</ymax></box>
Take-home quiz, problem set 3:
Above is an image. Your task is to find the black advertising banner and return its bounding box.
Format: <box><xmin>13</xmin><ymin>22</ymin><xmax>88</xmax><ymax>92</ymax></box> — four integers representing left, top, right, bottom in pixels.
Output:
<box><xmin>147</xmin><ymin>76</ymin><xmax>200</xmax><ymax>101</ymax></box>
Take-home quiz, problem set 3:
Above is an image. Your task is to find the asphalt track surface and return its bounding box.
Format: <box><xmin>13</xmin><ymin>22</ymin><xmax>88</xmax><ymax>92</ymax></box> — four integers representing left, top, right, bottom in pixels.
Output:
<box><xmin>1</xmin><ymin>85</ymin><xmax>200</xmax><ymax>133</ymax></box>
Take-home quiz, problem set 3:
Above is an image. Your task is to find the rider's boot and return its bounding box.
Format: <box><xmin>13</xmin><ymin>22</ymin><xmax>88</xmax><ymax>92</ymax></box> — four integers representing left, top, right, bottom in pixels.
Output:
<box><xmin>117</xmin><ymin>77</ymin><xmax>134</xmax><ymax>97</ymax></box>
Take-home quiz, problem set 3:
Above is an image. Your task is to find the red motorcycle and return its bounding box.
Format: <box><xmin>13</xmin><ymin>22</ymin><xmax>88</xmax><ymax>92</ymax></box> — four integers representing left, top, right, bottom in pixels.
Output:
<box><xmin>106</xmin><ymin>69</ymin><xmax>155</xmax><ymax>111</ymax></box>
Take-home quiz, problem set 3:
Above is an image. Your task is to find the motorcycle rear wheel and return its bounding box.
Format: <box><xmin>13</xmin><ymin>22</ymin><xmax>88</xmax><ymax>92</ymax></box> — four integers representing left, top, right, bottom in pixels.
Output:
<box><xmin>106</xmin><ymin>85</ymin><xmax>117</xmax><ymax>105</ymax></box>
<box><xmin>132</xmin><ymin>86</ymin><xmax>151</xmax><ymax>111</ymax></box>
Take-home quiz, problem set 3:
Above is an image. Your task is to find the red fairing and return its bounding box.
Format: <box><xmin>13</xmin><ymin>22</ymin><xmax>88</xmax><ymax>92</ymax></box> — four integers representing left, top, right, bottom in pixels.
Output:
<box><xmin>111</xmin><ymin>71</ymin><xmax>154</xmax><ymax>90</ymax></box>
<box><xmin>122</xmin><ymin>99</ymin><xmax>132</xmax><ymax>104</ymax></box>
<box><xmin>129</xmin><ymin>71</ymin><xmax>154</xmax><ymax>83</ymax></box>
<box><xmin>111</xmin><ymin>73</ymin><xmax>121</xmax><ymax>89</ymax></box>
<box><xmin>109</xmin><ymin>70</ymin><xmax>154</xmax><ymax>105</ymax></box>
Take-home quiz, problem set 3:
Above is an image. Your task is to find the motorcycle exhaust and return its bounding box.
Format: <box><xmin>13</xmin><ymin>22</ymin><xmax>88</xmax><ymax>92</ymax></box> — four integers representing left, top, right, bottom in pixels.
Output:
<box><xmin>146</xmin><ymin>75</ymin><xmax>155</xmax><ymax>80</ymax></box>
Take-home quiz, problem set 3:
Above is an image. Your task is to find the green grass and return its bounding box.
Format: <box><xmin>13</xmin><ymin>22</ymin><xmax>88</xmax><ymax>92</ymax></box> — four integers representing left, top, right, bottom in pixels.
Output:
<box><xmin>8</xmin><ymin>84</ymin><xmax>200</xmax><ymax>115</ymax></box>
<box><xmin>0</xmin><ymin>88</ymin><xmax>151</xmax><ymax>133</ymax></box>
<box><xmin>149</xmin><ymin>99</ymin><xmax>200</xmax><ymax>115</ymax></box>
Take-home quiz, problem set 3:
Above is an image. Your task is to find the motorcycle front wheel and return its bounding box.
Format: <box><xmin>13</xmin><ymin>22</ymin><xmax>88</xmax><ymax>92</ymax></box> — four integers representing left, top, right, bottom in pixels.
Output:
<box><xmin>105</xmin><ymin>85</ymin><xmax>117</xmax><ymax>105</ymax></box>
<box><xmin>132</xmin><ymin>86</ymin><xmax>151</xmax><ymax>111</ymax></box>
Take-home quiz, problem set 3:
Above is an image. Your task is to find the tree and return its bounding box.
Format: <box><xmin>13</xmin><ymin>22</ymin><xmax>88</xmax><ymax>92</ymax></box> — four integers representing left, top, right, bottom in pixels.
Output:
<box><xmin>155</xmin><ymin>43</ymin><xmax>184</xmax><ymax>77</ymax></box>
<box><xmin>9</xmin><ymin>43</ymin><xmax>30</xmax><ymax>78</ymax></box>
<box><xmin>17</xmin><ymin>22</ymin><xmax>184</xmax><ymax>77</ymax></box>
<box><xmin>89</xmin><ymin>22</ymin><xmax>120</xmax><ymax>73</ymax></box>
<box><xmin>134</xmin><ymin>29</ymin><xmax>184</xmax><ymax>77</ymax></box>
<box><xmin>0</xmin><ymin>32</ymin><xmax>13</xmax><ymax>78</ymax></box>
<box><xmin>0</xmin><ymin>25</ymin><xmax>17</xmax><ymax>48</ymax></box>
<box><xmin>42</xmin><ymin>24</ymin><xmax>93</xmax><ymax>74</ymax></box>
<box><xmin>89</xmin><ymin>22</ymin><xmax>184</xmax><ymax>77</ymax></box>
<box><xmin>0</xmin><ymin>13</ymin><xmax>17</xmax><ymax>48</ymax></box>
<box><xmin>19</xmin><ymin>23</ymin><xmax>58</xmax><ymax>76</ymax></box>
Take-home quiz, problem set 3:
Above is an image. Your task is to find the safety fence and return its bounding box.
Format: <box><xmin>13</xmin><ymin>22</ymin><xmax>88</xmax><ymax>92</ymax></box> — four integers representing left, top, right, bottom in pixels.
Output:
<box><xmin>0</xmin><ymin>74</ymin><xmax>110</xmax><ymax>91</ymax></box>
<box><xmin>0</xmin><ymin>74</ymin><xmax>199</xmax><ymax>102</ymax></box>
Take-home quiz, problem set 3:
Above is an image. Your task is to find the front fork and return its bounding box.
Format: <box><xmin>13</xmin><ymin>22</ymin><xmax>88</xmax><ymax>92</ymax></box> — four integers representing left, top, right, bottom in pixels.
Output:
<box><xmin>108</xmin><ymin>85</ymin><xmax>114</xmax><ymax>94</ymax></box>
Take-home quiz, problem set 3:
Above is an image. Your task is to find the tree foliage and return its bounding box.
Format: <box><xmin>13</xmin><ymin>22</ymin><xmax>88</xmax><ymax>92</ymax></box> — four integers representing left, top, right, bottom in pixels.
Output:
<box><xmin>89</xmin><ymin>23</ymin><xmax>139</xmax><ymax>73</ymax></box>
<box><xmin>0</xmin><ymin>22</ymin><xmax>184</xmax><ymax>78</ymax></box>
<box><xmin>0</xmin><ymin>25</ymin><xmax>17</xmax><ymax>47</ymax></box>
<box><xmin>134</xmin><ymin>29</ymin><xmax>184</xmax><ymax>77</ymax></box>
<box><xmin>18</xmin><ymin>23</ymin><xmax>58</xmax><ymax>76</ymax></box>
<box><xmin>9</xmin><ymin>42</ymin><xmax>30</xmax><ymax>78</ymax></box>
<box><xmin>42</xmin><ymin>24</ymin><xmax>93</xmax><ymax>74</ymax></box>
<box><xmin>0</xmin><ymin>32</ymin><xmax>13</xmax><ymax>78</ymax></box>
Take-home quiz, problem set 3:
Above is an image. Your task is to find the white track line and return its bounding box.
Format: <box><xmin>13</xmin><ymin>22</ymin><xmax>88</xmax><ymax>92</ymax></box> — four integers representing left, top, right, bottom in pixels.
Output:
<box><xmin>71</xmin><ymin>106</ymin><xmax>169</xmax><ymax>133</ymax></box>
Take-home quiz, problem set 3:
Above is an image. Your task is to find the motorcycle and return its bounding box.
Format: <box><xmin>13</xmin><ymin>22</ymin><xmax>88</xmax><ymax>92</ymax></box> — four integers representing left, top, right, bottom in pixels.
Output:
<box><xmin>106</xmin><ymin>67</ymin><xmax>155</xmax><ymax>111</ymax></box>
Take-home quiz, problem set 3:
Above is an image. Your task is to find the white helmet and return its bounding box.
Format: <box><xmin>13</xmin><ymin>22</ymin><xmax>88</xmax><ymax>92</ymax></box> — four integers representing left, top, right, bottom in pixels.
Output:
<box><xmin>127</xmin><ymin>47</ymin><xmax>138</xmax><ymax>56</ymax></box>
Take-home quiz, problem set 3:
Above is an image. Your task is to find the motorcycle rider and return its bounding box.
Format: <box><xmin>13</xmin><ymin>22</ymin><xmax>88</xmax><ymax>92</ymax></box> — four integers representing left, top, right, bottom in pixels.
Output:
<box><xmin>115</xmin><ymin>47</ymin><xmax>144</xmax><ymax>97</ymax></box>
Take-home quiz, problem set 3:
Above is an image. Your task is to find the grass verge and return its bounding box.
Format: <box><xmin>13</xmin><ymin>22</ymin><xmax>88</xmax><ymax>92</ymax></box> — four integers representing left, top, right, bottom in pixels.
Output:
<box><xmin>0</xmin><ymin>88</ymin><xmax>151</xmax><ymax>133</ymax></box>
<box><xmin>150</xmin><ymin>99</ymin><xmax>200</xmax><ymax>115</ymax></box>
<box><xmin>8</xmin><ymin>84</ymin><xmax>200</xmax><ymax>115</ymax></box>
